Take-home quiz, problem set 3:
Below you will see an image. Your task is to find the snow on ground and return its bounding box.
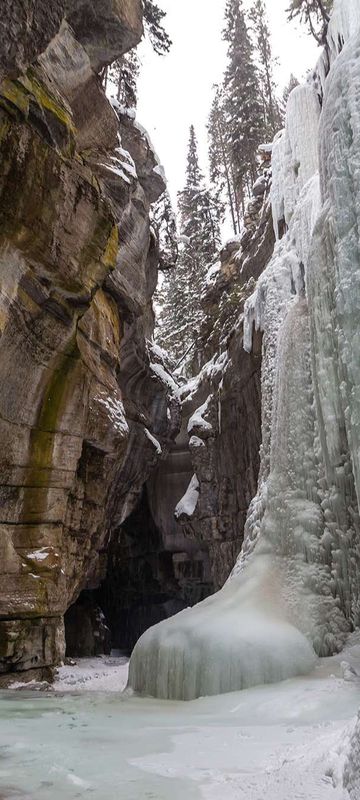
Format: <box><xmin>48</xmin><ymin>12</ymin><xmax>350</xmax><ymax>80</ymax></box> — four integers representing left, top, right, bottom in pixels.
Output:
<box><xmin>53</xmin><ymin>655</ymin><xmax>130</xmax><ymax>693</ymax></box>
<box><xmin>1</xmin><ymin>636</ymin><xmax>360</xmax><ymax>799</ymax></box>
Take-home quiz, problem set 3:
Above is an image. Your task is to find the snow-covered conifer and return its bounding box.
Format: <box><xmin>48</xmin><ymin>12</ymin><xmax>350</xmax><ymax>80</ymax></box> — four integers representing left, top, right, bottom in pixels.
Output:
<box><xmin>151</xmin><ymin>190</ymin><xmax>178</xmax><ymax>272</ymax></box>
<box><xmin>283</xmin><ymin>73</ymin><xmax>300</xmax><ymax>106</ymax></box>
<box><xmin>157</xmin><ymin>126</ymin><xmax>220</xmax><ymax>366</ymax></box>
<box><xmin>108</xmin><ymin>50</ymin><xmax>140</xmax><ymax>108</ymax></box>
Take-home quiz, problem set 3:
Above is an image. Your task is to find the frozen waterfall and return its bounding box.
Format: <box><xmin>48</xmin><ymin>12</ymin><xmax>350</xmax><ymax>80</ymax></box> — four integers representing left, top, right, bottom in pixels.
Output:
<box><xmin>129</xmin><ymin>0</ymin><xmax>360</xmax><ymax>700</ymax></box>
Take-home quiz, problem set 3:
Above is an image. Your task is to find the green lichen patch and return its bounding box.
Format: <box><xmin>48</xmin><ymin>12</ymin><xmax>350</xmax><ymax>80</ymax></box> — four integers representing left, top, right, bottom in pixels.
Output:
<box><xmin>23</xmin><ymin>336</ymin><xmax>82</xmax><ymax>502</ymax></box>
<box><xmin>0</xmin><ymin>115</ymin><xmax>117</xmax><ymax>299</ymax></box>
<box><xmin>19</xmin><ymin>338</ymin><xmax>81</xmax><ymax>600</ymax></box>
<box><xmin>23</xmin><ymin>69</ymin><xmax>74</xmax><ymax>132</ymax></box>
<box><xmin>0</xmin><ymin>68</ymin><xmax>75</xmax><ymax>156</ymax></box>
<box><xmin>78</xmin><ymin>215</ymin><xmax>119</xmax><ymax>292</ymax></box>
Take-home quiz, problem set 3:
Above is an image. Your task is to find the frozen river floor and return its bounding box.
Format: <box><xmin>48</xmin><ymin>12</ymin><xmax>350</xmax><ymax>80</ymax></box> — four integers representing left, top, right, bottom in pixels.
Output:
<box><xmin>1</xmin><ymin>636</ymin><xmax>360</xmax><ymax>800</ymax></box>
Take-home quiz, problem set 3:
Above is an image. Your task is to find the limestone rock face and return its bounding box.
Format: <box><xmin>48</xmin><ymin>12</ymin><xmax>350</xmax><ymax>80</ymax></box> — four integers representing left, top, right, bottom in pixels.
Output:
<box><xmin>65</xmin><ymin>0</ymin><xmax>143</xmax><ymax>71</ymax></box>
<box><xmin>0</xmin><ymin>1</ymin><xmax>65</xmax><ymax>80</ymax></box>
<box><xmin>0</xmin><ymin>1</ymin><xmax>179</xmax><ymax>676</ymax></box>
<box><xmin>0</xmin><ymin>0</ymin><xmax>143</xmax><ymax>82</ymax></box>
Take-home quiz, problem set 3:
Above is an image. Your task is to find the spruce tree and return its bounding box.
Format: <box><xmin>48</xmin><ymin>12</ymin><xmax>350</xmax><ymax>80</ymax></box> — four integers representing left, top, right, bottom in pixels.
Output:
<box><xmin>287</xmin><ymin>0</ymin><xmax>332</xmax><ymax>44</ymax></box>
<box><xmin>109</xmin><ymin>50</ymin><xmax>140</xmax><ymax>108</ymax></box>
<box><xmin>249</xmin><ymin>0</ymin><xmax>283</xmax><ymax>139</ymax></box>
<box><xmin>156</xmin><ymin>265</ymin><xmax>189</xmax><ymax>363</ymax></box>
<box><xmin>103</xmin><ymin>2</ymin><xmax>171</xmax><ymax>104</ymax></box>
<box><xmin>222</xmin><ymin>0</ymin><xmax>265</xmax><ymax>220</ymax></box>
<box><xmin>178</xmin><ymin>126</ymin><xmax>220</xmax><ymax>266</ymax></box>
<box><xmin>151</xmin><ymin>190</ymin><xmax>178</xmax><ymax>272</ymax></box>
<box><xmin>283</xmin><ymin>73</ymin><xmax>299</xmax><ymax>107</ymax></box>
<box><xmin>157</xmin><ymin>127</ymin><xmax>220</xmax><ymax>366</ymax></box>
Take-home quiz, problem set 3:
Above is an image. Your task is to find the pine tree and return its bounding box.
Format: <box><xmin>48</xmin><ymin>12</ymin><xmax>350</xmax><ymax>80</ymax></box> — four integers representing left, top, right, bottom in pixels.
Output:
<box><xmin>151</xmin><ymin>190</ymin><xmax>178</xmax><ymax>272</ymax></box>
<box><xmin>178</xmin><ymin>126</ymin><xmax>220</xmax><ymax>264</ymax></box>
<box><xmin>208</xmin><ymin>86</ymin><xmax>237</xmax><ymax>235</ymax></box>
<box><xmin>283</xmin><ymin>73</ymin><xmax>299</xmax><ymax>106</ymax></box>
<box><xmin>287</xmin><ymin>0</ymin><xmax>332</xmax><ymax>44</ymax></box>
<box><xmin>249</xmin><ymin>0</ymin><xmax>283</xmax><ymax>139</ymax></box>
<box><xmin>103</xmin><ymin>2</ymin><xmax>171</xmax><ymax>102</ymax></box>
<box><xmin>143</xmin><ymin>0</ymin><xmax>172</xmax><ymax>54</ymax></box>
<box><xmin>222</xmin><ymin>0</ymin><xmax>265</xmax><ymax>221</ymax></box>
<box><xmin>156</xmin><ymin>265</ymin><xmax>189</xmax><ymax>363</ymax></box>
<box><xmin>108</xmin><ymin>50</ymin><xmax>140</xmax><ymax>108</ymax></box>
<box><xmin>157</xmin><ymin>127</ymin><xmax>220</xmax><ymax>365</ymax></box>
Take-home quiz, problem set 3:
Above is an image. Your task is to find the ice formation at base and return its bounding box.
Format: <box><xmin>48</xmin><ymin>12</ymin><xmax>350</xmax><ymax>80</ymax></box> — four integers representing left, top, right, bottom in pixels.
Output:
<box><xmin>129</xmin><ymin>553</ymin><xmax>316</xmax><ymax>700</ymax></box>
<box><xmin>344</xmin><ymin>711</ymin><xmax>360</xmax><ymax>798</ymax></box>
<box><xmin>129</xmin><ymin>0</ymin><xmax>360</xmax><ymax>701</ymax></box>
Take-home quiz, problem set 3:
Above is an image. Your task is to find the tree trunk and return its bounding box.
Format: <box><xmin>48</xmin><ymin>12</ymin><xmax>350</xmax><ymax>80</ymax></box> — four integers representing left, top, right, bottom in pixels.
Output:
<box><xmin>218</xmin><ymin>122</ymin><xmax>238</xmax><ymax>235</ymax></box>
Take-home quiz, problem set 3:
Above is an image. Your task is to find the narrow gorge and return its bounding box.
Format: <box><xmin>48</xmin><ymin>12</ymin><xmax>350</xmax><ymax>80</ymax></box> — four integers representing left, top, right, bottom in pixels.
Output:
<box><xmin>1</xmin><ymin>1</ymin><xmax>360</xmax><ymax>798</ymax></box>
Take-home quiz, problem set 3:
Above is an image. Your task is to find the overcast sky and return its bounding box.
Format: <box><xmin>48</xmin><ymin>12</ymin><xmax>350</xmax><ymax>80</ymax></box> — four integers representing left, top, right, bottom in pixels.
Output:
<box><xmin>136</xmin><ymin>0</ymin><xmax>319</xmax><ymax>205</ymax></box>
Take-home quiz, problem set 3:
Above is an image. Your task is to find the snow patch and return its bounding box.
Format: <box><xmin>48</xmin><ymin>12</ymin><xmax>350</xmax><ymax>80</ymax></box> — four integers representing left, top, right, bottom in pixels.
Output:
<box><xmin>150</xmin><ymin>361</ymin><xmax>178</xmax><ymax>395</ymax></box>
<box><xmin>95</xmin><ymin>393</ymin><xmax>129</xmax><ymax>436</ymax></box>
<box><xmin>205</xmin><ymin>261</ymin><xmax>221</xmax><ymax>285</ymax></box>
<box><xmin>175</xmin><ymin>474</ymin><xmax>199</xmax><ymax>519</ymax></box>
<box><xmin>26</xmin><ymin>548</ymin><xmax>51</xmax><ymax>562</ymax></box>
<box><xmin>53</xmin><ymin>655</ymin><xmax>129</xmax><ymax>693</ymax></box>
<box><xmin>187</xmin><ymin>397</ymin><xmax>212</xmax><ymax>434</ymax></box>
<box><xmin>144</xmin><ymin>427</ymin><xmax>162</xmax><ymax>455</ymax></box>
<box><xmin>189</xmin><ymin>435</ymin><xmax>205</xmax><ymax>449</ymax></box>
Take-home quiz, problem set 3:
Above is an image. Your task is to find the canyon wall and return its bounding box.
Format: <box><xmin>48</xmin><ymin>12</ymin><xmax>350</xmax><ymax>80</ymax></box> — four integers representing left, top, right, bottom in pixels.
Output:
<box><xmin>171</xmin><ymin>171</ymin><xmax>274</xmax><ymax>589</ymax></box>
<box><xmin>129</xmin><ymin>0</ymin><xmax>360</xmax><ymax>702</ymax></box>
<box><xmin>0</xmin><ymin>1</ymin><xmax>179</xmax><ymax>679</ymax></box>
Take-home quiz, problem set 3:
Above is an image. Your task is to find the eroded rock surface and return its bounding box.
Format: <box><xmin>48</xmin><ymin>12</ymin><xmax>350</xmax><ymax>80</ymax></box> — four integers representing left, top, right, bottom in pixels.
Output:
<box><xmin>0</xmin><ymin>0</ymin><xmax>179</xmax><ymax>677</ymax></box>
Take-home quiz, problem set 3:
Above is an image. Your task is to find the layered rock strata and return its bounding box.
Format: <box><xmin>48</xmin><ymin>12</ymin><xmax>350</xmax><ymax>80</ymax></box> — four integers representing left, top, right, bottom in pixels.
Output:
<box><xmin>0</xmin><ymin>1</ymin><xmax>179</xmax><ymax>679</ymax></box>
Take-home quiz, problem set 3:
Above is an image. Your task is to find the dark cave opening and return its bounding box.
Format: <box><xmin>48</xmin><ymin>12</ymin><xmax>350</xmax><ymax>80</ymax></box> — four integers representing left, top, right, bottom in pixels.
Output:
<box><xmin>64</xmin><ymin>485</ymin><xmax>213</xmax><ymax>658</ymax></box>
<box><xmin>96</xmin><ymin>486</ymin><xmax>212</xmax><ymax>653</ymax></box>
<box><xmin>64</xmin><ymin>592</ymin><xmax>111</xmax><ymax>658</ymax></box>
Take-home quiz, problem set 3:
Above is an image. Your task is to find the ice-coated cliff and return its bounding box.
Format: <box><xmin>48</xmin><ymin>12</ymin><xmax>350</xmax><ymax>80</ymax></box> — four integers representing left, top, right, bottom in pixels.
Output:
<box><xmin>129</xmin><ymin>0</ymin><xmax>360</xmax><ymax>701</ymax></box>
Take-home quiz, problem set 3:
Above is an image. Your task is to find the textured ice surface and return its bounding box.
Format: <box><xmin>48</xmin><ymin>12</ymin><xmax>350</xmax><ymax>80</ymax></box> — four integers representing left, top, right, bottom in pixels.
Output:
<box><xmin>53</xmin><ymin>655</ymin><xmax>130</xmax><ymax>692</ymax></box>
<box><xmin>270</xmin><ymin>84</ymin><xmax>319</xmax><ymax>238</ymax></box>
<box><xmin>307</xmin><ymin>30</ymin><xmax>360</xmax><ymax>628</ymax></box>
<box><xmin>129</xmin><ymin>552</ymin><xmax>317</xmax><ymax>700</ymax></box>
<box><xmin>344</xmin><ymin>711</ymin><xmax>360</xmax><ymax>798</ymax></box>
<box><xmin>1</xmin><ymin>640</ymin><xmax>360</xmax><ymax>799</ymax></box>
<box><xmin>129</xmin><ymin>0</ymin><xmax>360</xmax><ymax>702</ymax></box>
<box><xmin>328</xmin><ymin>0</ymin><xmax>360</xmax><ymax>61</ymax></box>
